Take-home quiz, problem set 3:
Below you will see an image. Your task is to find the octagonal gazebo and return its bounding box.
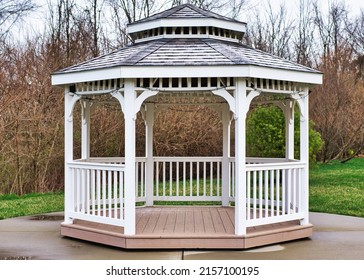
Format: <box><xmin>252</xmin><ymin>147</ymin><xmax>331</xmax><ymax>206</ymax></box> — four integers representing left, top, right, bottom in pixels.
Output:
<box><xmin>51</xmin><ymin>4</ymin><xmax>322</xmax><ymax>249</ymax></box>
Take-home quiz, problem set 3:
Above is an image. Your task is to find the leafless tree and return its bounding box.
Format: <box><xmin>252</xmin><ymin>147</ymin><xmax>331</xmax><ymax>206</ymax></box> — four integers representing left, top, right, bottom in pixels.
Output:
<box><xmin>307</xmin><ymin>1</ymin><xmax>364</xmax><ymax>162</ymax></box>
<box><xmin>107</xmin><ymin>0</ymin><xmax>159</xmax><ymax>24</ymax></box>
<box><xmin>0</xmin><ymin>0</ymin><xmax>37</xmax><ymax>43</ymax></box>
<box><xmin>293</xmin><ymin>0</ymin><xmax>315</xmax><ymax>66</ymax></box>
<box><xmin>246</xmin><ymin>1</ymin><xmax>294</xmax><ymax>59</ymax></box>
<box><xmin>345</xmin><ymin>10</ymin><xmax>364</xmax><ymax>79</ymax></box>
<box><xmin>2</xmin><ymin>0</ymin><xmax>364</xmax><ymax>195</ymax></box>
<box><xmin>313</xmin><ymin>0</ymin><xmax>349</xmax><ymax>62</ymax></box>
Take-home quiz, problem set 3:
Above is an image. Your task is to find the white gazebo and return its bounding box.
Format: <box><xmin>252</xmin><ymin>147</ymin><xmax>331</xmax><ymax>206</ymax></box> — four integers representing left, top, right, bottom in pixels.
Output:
<box><xmin>51</xmin><ymin>4</ymin><xmax>322</xmax><ymax>249</ymax></box>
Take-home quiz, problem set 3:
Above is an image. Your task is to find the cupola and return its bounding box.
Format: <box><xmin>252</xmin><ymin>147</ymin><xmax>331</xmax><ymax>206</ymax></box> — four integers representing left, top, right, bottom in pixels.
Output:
<box><xmin>127</xmin><ymin>4</ymin><xmax>246</xmax><ymax>43</ymax></box>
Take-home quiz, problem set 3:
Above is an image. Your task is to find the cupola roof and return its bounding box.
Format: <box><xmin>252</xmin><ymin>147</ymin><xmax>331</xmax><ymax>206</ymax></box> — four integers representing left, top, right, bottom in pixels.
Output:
<box><xmin>127</xmin><ymin>4</ymin><xmax>246</xmax><ymax>43</ymax></box>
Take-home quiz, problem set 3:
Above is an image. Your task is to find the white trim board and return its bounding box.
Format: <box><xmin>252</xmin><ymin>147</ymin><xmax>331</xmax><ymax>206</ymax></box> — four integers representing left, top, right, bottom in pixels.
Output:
<box><xmin>52</xmin><ymin>65</ymin><xmax>322</xmax><ymax>86</ymax></box>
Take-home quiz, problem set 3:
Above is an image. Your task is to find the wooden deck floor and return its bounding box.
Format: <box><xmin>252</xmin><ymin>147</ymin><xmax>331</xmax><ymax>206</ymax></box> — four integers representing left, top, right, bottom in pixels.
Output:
<box><xmin>61</xmin><ymin>206</ymin><xmax>313</xmax><ymax>249</ymax></box>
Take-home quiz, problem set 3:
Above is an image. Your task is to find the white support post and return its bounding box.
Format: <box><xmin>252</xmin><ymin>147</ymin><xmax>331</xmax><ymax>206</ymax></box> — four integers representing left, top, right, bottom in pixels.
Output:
<box><xmin>124</xmin><ymin>79</ymin><xmax>137</xmax><ymax>235</ymax></box>
<box><xmin>234</xmin><ymin>78</ymin><xmax>247</xmax><ymax>235</ymax></box>
<box><xmin>283</xmin><ymin>101</ymin><xmax>295</xmax><ymax>214</ymax></box>
<box><xmin>81</xmin><ymin>100</ymin><xmax>91</xmax><ymax>160</ymax></box>
<box><xmin>221</xmin><ymin>103</ymin><xmax>230</xmax><ymax>206</ymax></box>
<box><xmin>64</xmin><ymin>87</ymin><xmax>75</xmax><ymax>224</ymax></box>
<box><xmin>145</xmin><ymin>103</ymin><xmax>155</xmax><ymax>206</ymax></box>
<box><xmin>300</xmin><ymin>88</ymin><xmax>310</xmax><ymax>225</ymax></box>
<box><xmin>285</xmin><ymin>101</ymin><xmax>295</xmax><ymax>160</ymax></box>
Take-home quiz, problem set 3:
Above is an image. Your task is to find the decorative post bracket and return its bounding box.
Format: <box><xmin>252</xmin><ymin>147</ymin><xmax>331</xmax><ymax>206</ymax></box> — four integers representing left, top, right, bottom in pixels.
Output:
<box><xmin>134</xmin><ymin>89</ymin><xmax>159</xmax><ymax>116</ymax></box>
<box><xmin>111</xmin><ymin>90</ymin><xmax>125</xmax><ymax>114</ymax></box>
<box><xmin>66</xmin><ymin>94</ymin><xmax>81</xmax><ymax>122</ymax></box>
<box><xmin>244</xmin><ymin>90</ymin><xmax>261</xmax><ymax>116</ymax></box>
<box><xmin>211</xmin><ymin>88</ymin><xmax>236</xmax><ymax>115</ymax></box>
<box><xmin>291</xmin><ymin>93</ymin><xmax>306</xmax><ymax>122</ymax></box>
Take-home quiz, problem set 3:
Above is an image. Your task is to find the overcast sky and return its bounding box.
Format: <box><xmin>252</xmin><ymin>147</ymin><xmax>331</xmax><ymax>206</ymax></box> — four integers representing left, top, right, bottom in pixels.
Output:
<box><xmin>271</xmin><ymin>0</ymin><xmax>364</xmax><ymax>12</ymax></box>
<box><xmin>18</xmin><ymin>0</ymin><xmax>364</xmax><ymax>41</ymax></box>
<box><xmin>243</xmin><ymin>0</ymin><xmax>364</xmax><ymax>21</ymax></box>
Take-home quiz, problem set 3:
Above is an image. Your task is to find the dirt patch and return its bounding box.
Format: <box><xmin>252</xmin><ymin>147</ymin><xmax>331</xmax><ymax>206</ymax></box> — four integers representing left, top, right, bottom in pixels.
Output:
<box><xmin>30</xmin><ymin>215</ymin><xmax>64</xmax><ymax>221</ymax></box>
<box><xmin>0</xmin><ymin>256</ymin><xmax>33</xmax><ymax>260</ymax></box>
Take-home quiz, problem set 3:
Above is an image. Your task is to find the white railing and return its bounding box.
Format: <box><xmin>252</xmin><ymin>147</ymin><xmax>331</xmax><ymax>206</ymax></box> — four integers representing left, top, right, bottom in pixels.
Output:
<box><xmin>153</xmin><ymin>157</ymin><xmax>222</xmax><ymax>201</ymax></box>
<box><xmin>83</xmin><ymin>157</ymin><xmax>224</xmax><ymax>202</ymax></box>
<box><xmin>68</xmin><ymin>157</ymin><xmax>306</xmax><ymax>229</ymax></box>
<box><xmin>68</xmin><ymin>161</ymin><xmax>125</xmax><ymax>227</ymax></box>
<box><xmin>135</xmin><ymin>158</ymin><xmax>147</xmax><ymax>202</ymax></box>
<box><xmin>76</xmin><ymin>157</ymin><xmax>147</xmax><ymax>203</ymax></box>
<box><xmin>245</xmin><ymin>162</ymin><xmax>305</xmax><ymax>227</ymax></box>
<box><xmin>229</xmin><ymin>157</ymin><xmax>236</xmax><ymax>201</ymax></box>
<box><xmin>228</xmin><ymin>157</ymin><xmax>299</xmax><ymax>201</ymax></box>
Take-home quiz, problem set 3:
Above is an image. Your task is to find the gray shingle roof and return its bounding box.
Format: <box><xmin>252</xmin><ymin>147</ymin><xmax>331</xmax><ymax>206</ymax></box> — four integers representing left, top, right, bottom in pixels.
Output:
<box><xmin>54</xmin><ymin>38</ymin><xmax>319</xmax><ymax>74</ymax></box>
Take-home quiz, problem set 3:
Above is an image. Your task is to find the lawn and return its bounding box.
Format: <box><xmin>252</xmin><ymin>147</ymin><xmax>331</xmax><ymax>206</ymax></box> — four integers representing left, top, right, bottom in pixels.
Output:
<box><xmin>0</xmin><ymin>158</ymin><xmax>363</xmax><ymax>219</ymax></box>
<box><xmin>309</xmin><ymin>158</ymin><xmax>364</xmax><ymax>218</ymax></box>
<box><xmin>0</xmin><ymin>192</ymin><xmax>64</xmax><ymax>220</ymax></box>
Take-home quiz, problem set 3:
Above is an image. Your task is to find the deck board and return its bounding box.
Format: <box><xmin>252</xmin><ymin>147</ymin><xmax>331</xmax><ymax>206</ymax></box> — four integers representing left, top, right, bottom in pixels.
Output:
<box><xmin>193</xmin><ymin>208</ymin><xmax>205</xmax><ymax>233</ymax></box>
<box><xmin>184</xmin><ymin>208</ymin><xmax>195</xmax><ymax>233</ymax></box>
<box><xmin>154</xmin><ymin>210</ymin><xmax>168</xmax><ymax>233</ymax></box>
<box><xmin>174</xmin><ymin>208</ymin><xmax>186</xmax><ymax>233</ymax></box>
<box><xmin>164</xmin><ymin>210</ymin><xmax>177</xmax><ymax>233</ymax></box>
<box><xmin>210</xmin><ymin>208</ymin><xmax>229</xmax><ymax>233</ymax></box>
<box><xmin>142</xmin><ymin>208</ymin><xmax>160</xmax><ymax>233</ymax></box>
<box><xmin>202</xmin><ymin>209</ymin><xmax>215</xmax><ymax>233</ymax></box>
<box><xmin>62</xmin><ymin>206</ymin><xmax>313</xmax><ymax>249</ymax></box>
<box><xmin>216</xmin><ymin>208</ymin><xmax>234</xmax><ymax>234</ymax></box>
<box><xmin>136</xmin><ymin>209</ymin><xmax>150</xmax><ymax>233</ymax></box>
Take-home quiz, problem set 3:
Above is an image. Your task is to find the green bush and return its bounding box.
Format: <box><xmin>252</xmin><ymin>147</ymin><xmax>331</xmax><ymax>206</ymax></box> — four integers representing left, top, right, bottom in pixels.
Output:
<box><xmin>247</xmin><ymin>105</ymin><xmax>323</xmax><ymax>163</ymax></box>
<box><xmin>247</xmin><ymin>106</ymin><xmax>285</xmax><ymax>158</ymax></box>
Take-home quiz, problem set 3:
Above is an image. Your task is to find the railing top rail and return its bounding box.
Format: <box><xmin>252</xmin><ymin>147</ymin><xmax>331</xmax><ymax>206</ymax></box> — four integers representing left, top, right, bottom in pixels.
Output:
<box><xmin>74</xmin><ymin>157</ymin><xmax>303</xmax><ymax>168</ymax></box>
<box><xmin>230</xmin><ymin>157</ymin><xmax>299</xmax><ymax>163</ymax></box>
<box><xmin>75</xmin><ymin>158</ymin><xmax>124</xmax><ymax>164</ymax></box>
<box><xmin>246</xmin><ymin>161</ymin><xmax>306</xmax><ymax>170</ymax></box>
<box><xmin>153</xmin><ymin>156</ymin><xmax>223</xmax><ymax>162</ymax></box>
<box><xmin>75</xmin><ymin>157</ymin><xmax>147</xmax><ymax>163</ymax></box>
<box><xmin>68</xmin><ymin>161</ymin><xmax>125</xmax><ymax>171</ymax></box>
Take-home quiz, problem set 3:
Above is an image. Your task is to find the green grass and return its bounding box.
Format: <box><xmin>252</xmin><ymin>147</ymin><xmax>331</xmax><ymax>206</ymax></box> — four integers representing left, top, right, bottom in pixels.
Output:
<box><xmin>0</xmin><ymin>192</ymin><xmax>64</xmax><ymax>220</ymax></box>
<box><xmin>309</xmin><ymin>158</ymin><xmax>364</xmax><ymax>217</ymax></box>
<box><xmin>0</xmin><ymin>158</ymin><xmax>363</xmax><ymax>219</ymax></box>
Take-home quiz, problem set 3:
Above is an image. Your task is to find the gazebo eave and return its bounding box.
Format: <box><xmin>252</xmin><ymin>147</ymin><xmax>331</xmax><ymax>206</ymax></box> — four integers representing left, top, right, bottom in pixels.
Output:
<box><xmin>51</xmin><ymin>64</ymin><xmax>323</xmax><ymax>86</ymax></box>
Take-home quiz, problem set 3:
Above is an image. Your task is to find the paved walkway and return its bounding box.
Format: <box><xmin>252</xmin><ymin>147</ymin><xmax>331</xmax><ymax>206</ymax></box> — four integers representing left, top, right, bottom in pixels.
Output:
<box><xmin>0</xmin><ymin>212</ymin><xmax>363</xmax><ymax>260</ymax></box>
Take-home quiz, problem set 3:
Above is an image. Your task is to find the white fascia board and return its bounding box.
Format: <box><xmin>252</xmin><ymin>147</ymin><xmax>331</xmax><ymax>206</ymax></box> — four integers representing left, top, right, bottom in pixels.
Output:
<box><xmin>127</xmin><ymin>18</ymin><xmax>246</xmax><ymax>34</ymax></box>
<box><xmin>51</xmin><ymin>65</ymin><xmax>322</xmax><ymax>86</ymax></box>
<box><xmin>120</xmin><ymin>65</ymin><xmax>245</xmax><ymax>78</ymax></box>
<box><xmin>51</xmin><ymin>67</ymin><xmax>122</xmax><ymax>86</ymax></box>
<box><xmin>119</xmin><ymin>65</ymin><xmax>322</xmax><ymax>85</ymax></box>
<box><xmin>247</xmin><ymin>66</ymin><xmax>323</xmax><ymax>85</ymax></box>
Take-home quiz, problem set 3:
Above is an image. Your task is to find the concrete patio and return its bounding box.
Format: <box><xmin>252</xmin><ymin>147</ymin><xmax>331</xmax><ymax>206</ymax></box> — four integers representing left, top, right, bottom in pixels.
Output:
<box><xmin>0</xmin><ymin>212</ymin><xmax>363</xmax><ymax>260</ymax></box>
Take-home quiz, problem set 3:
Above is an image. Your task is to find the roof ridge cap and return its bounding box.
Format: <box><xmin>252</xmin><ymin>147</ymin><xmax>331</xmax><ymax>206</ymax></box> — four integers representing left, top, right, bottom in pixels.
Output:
<box><xmin>159</xmin><ymin>4</ymin><xmax>188</xmax><ymax>18</ymax></box>
<box><xmin>124</xmin><ymin>39</ymin><xmax>171</xmax><ymax>65</ymax></box>
<box><xmin>201</xmin><ymin>39</ymin><xmax>236</xmax><ymax>63</ymax></box>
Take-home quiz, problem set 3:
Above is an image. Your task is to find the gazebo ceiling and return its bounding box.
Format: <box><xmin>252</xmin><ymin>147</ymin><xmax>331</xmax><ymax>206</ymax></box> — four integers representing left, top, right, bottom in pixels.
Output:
<box><xmin>51</xmin><ymin>4</ymin><xmax>322</xmax><ymax>86</ymax></box>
